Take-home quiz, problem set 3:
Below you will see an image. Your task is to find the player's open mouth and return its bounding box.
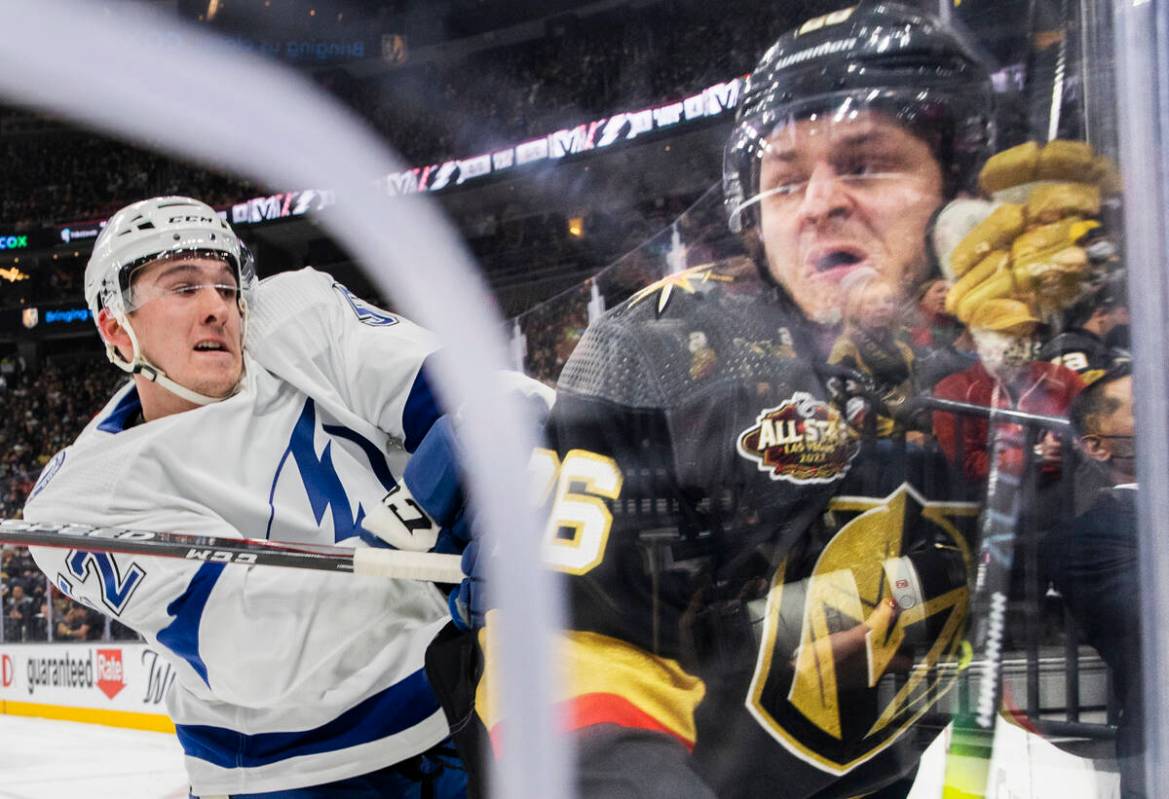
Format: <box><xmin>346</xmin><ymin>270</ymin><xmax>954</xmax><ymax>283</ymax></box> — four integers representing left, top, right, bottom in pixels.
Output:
<box><xmin>805</xmin><ymin>245</ymin><xmax>870</xmax><ymax>281</ymax></box>
<box><xmin>193</xmin><ymin>341</ymin><xmax>229</xmax><ymax>353</ymax></box>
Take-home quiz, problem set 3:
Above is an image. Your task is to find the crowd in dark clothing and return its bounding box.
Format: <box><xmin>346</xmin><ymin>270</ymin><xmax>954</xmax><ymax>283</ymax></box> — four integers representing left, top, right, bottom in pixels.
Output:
<box><xmin>346</xmin><ymin>0</ymin><xmax>790</xmax><ymax>167</ymax></box>
<box><xmin>0</xmin><ymin>0</ymin><xmax>787</xmax><ymax>228</ymax></box>
<box><xmin>0</xmin><ymin>133</ymin><xmax>258</xmax><ymax>230</ymax></box>
<box><xmin>0</xmin><ymin>358</ymin><xmax>135</xmax><ymax>643</ymax></box>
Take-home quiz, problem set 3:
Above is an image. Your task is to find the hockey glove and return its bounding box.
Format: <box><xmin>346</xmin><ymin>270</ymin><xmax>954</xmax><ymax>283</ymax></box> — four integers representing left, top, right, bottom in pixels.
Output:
<box><xmin>932</xmin><ymin>139</ymin><xmax>1119</xmax><ymax>324</ymax></box>
<box><xmin>363</xmin><ymin>415</ymin><xmax>472</xmax><ymax>555</ymax></box>
<box><xmin>448</xmin><ymin>538</ymin><xmax>488</xmax><ymax>631</ymax></box>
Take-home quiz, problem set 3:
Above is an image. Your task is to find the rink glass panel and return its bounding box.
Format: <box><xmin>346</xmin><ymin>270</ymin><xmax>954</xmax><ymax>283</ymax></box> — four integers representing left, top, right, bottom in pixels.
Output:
<box><xmin>502</xmin><ymin>2</ymin><xmax>1148</xmax><ymax>795</ymax></box>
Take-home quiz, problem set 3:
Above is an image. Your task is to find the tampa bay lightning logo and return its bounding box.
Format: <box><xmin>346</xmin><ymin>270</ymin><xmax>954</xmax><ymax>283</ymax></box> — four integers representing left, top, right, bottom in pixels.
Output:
<box><xmin>267</xmin><ymin>399</ymin><xmax>398</xmax><ymax>543</ymax></box>
<box><xmin>332</xmin><ymin>282</ymin><xmax>399</xmax><ymax>327</ymax></box>
<box><xmin>29</xmin><ymin>450</ymin><xmax>66</xmax><ymax>501</ymax></box>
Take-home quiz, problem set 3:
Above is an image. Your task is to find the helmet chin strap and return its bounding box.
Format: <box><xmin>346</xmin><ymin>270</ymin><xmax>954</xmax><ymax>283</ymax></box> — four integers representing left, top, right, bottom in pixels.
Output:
<box><xmin>107</xmin><ymin>314</ymin><xmax>240</xmax><ymax>408</ymax></box>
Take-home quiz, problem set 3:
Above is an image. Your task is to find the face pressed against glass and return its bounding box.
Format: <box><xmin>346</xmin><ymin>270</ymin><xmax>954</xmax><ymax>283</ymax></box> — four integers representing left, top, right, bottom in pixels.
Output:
<box><xmin>756</xmin><ymin>112</ymin><xmax>944</xmax><ymax>323</ymax></box>
<box><xmin>114</xmin><ymin>254</ymin><xmax>245</xmax><ymax>416</ymax></box>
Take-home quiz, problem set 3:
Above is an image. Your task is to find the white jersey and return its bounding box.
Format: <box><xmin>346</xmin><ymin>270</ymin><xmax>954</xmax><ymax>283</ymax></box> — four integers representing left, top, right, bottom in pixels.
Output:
<box><xmin>23</xmin><ymin>268</ymin><xmax>464</xmax><ymax>796</ymax></box>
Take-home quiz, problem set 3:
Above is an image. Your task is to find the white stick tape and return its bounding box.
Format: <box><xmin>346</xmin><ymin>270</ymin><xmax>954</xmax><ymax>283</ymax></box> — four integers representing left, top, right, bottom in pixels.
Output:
<box><xmin>353</xmin><ymin>548</ymin><xmax>465</xmax><ymax>584</ymax></box>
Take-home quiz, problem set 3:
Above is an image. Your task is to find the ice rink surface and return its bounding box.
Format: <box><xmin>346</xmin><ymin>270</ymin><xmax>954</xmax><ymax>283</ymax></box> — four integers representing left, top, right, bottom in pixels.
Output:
<box><xmin>0</xmin><ymin>713</ymin><xmax>1120</xmax><ymax>799</ymax></box>
<box><xmin>0</xmin><ymin>715</ymin><xmax>187</xmax><ymax>799</ymax></box>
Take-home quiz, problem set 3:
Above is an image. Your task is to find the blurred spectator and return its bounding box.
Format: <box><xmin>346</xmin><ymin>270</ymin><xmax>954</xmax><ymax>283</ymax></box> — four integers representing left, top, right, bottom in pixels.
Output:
<box><xmin>906</xmin><ymin>278</ymin><xmax>962</xmax><ymax>352</ymax></box>
<box><xmin>932</xmin><ymin>299</ymin><xmax>1082</xmax><ymax>484</ymax></box>
<box><xmin>913</xmin><ymin>324</ymin><xmax>978</xmax><ymax>394</ymax></box>
<box><xmin>828</xmin><ymin>273</ymin><xmax>918</xmax><ymax>438</ymax></box>
<box><xmin>1042</xmin><ymin>366</ymin><xmax>1143</xmax><ymax>798</ymax></box>
<box><xmin>0</xmin><ymin>0</ymin><xmax>788</xmax><ymax>227</ymax></box>
<box><xmin>55</xmin><ymin>603</ymin><xmax>100</xmax><ymax>641</ymax></box>
<box><xmin>0</xmin><ymin>358</ymin><xmax>129</xmax><ymax>642</ymax></box>
<box><xmin>1037</xmin><ymin>293</ymin><xmax>1131</xmax><ymax>386</ymax></box>
<box><xmin>3</xmin><ymin>580</ymin><xmax>35</xmax><ymax>641</ymax></box>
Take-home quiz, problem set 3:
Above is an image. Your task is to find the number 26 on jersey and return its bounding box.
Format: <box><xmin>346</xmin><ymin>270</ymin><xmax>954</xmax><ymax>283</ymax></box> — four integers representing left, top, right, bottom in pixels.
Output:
<box><xmin>532</xmin><ymin>448</ymin><xmax>623</xmax><ymax>575</ymax></box>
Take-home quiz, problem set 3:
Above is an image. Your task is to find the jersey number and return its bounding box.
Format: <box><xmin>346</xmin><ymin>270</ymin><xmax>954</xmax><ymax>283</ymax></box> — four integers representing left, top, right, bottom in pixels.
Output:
<box><xmin>533</xmin><ymin>449</ymin><xmax>623</xmax><ymax>575</ymax></box>
<box><xmin>66</xmin><ymin>551</ymin><xmax>146</xmax><ymax>617</ymax></box>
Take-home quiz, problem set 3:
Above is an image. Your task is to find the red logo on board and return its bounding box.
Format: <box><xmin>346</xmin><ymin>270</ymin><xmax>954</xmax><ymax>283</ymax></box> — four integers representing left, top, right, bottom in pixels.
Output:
<box><xmin>95</xmin><ymin>649</ymin><xmax>125</xmax><ymax>700</ymax></box>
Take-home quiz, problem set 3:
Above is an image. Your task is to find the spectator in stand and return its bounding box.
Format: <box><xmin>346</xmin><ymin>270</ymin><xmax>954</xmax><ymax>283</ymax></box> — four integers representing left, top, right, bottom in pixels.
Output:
<box><xmin>914</xmin><ymin>323</ymin><xmax>978</xmax><ymax>394</ymax></box>
<box><xmin>1037</xmin><ymin>293</ymin><xmax>1131</xmax><ymax>386</ymax></box>
<box><xmin>55</xmin><ymin>604</ymin><xmax>99</xmax><ymax>641</ymax></box>
<box><xmin>1042</xmin><ymin>366</ymin><xmax>1143</xmax><ymax>798</ymax></box>
<box><xmin>906</xmin><ymin>278</ymin><xmax>962</xmax><ymax>351</ymax></box>
<box><xmin>828</xmin><ymin>272</ymin><xmax>918</xmax><ymax>438</ymax></box>
<box><xmin>932</xmin><ymin>299</ymin><xmax>1082</xmax><ymax>484</ymax></box>
<box><xmin>0</xmin><ymin>359</ymin><xmax>131</xmax><ymax>642</ymax></box>
<box><xmin>1</xmin><ymin>0</ymin><xmax>785</xmax><ymax>228</ymax></box>
<box><xmin>4</xmin><ymin>580</ymin><xmax>34</xmax><ymax>640</ymax></box>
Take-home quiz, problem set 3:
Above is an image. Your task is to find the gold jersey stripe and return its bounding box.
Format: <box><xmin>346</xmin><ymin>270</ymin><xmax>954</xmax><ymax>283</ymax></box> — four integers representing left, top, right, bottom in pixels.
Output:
<box><xmin>476</xmin><ymin>623</ymin><xmax>705</xmax><ymax>746</ymax></box>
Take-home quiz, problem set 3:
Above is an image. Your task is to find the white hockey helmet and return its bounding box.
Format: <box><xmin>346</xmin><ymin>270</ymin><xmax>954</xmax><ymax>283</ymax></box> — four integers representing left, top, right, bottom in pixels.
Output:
<box><xmin>84</xmin><ymin>196</ymin><xmax>258</xmax><ymax>406</ymax></box>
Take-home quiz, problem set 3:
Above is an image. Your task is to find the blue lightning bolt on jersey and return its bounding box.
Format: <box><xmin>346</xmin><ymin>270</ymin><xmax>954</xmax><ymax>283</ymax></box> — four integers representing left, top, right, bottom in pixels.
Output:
<box><xmin>21</xmin><ymin>268</ymin><xmax>534</xmax><ymax>796</ymax></box>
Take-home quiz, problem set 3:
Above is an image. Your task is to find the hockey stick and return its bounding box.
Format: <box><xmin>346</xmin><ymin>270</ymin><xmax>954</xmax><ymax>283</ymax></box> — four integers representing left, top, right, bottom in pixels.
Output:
<box><xmin>910</xmin><ymin>396</ymin><xmax>1070</xmax><ymax>432</ymax></box>
<box><xmin>941</xmin><ymin>391</ymin><xmax>1034</xmax><ymax>797</ymax></box>
<box><xmin>816</xmin><ymin>363</ymin><xmax>1072</xmax><ymax>432</ymax></box>
<box><xmin>0</xmin><ymin>519</ymin><xmax>465</xmax><ymax>584</ymax></box>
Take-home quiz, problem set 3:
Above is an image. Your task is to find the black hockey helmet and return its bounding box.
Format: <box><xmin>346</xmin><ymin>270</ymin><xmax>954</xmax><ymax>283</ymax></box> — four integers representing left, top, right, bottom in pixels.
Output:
<box><xmin>724</xmin><ymin>2</ymin><xmax>995</xmax><ymax>236</ymax></box>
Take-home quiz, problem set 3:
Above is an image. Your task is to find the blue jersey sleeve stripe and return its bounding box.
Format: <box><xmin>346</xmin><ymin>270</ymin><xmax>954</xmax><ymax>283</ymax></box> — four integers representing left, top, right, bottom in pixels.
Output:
<box><xmin>174</xmin><ymin>667</ymin><xmax>441</xmax><ymax>769</ymax></box>
<box><xmin>156</xmin><ymin>561</ymin><xmax>225</xmax><ymax>688</ymax></box>
<box><xmin>97</xmin><ymin>387</ymin><xmax>143</xmax><ymax>434</ymax></box>
<box><xmin>322</xmin><ymin>422</ymin><xmax>398</xmax><ymax>492</ymax></box>
<box><xmin>402</xmin><ymin>358</ymin><xmax>442</xmax><ymax>454</ymax></box>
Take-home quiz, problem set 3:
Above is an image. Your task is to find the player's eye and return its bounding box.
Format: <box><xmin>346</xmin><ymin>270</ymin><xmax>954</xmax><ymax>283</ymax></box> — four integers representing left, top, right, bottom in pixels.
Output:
<box><xmin>838</xmin><ymin>149</ymin><xmax>904</xmax><ymax>179</ymax></box>
<box><xmin>762</xmin><ymin>170</ymin><xmax>809</xmax><ymax>199</ymax></box>
<box><xmin>170</xmin><ymin>283</ymin><xmax>200</xmax><ymax>296</ymax></box>
<box><xmin>214</xmin><ymin>284</ymin><xmax>239</xmax><ymax>301</ymax></box>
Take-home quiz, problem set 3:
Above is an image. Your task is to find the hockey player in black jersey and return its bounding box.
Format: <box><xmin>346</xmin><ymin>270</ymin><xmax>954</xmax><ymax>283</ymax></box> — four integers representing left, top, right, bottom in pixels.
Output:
<box><xmin>468</xmin><ymin>5</ymin><xmax>994</xmax><ymax>798</ymax></box>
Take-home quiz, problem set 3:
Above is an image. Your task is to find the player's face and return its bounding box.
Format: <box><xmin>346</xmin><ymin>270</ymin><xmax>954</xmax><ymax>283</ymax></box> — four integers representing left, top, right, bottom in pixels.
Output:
<box><xmin>128</xmin><ymin>255</ymin><xmax>244</xmax><ymax>406</ymax></box>
<box><xmin>757</xmin><ymin>112</ymin><xmax>944</xmax><ymax>323</ymax></box>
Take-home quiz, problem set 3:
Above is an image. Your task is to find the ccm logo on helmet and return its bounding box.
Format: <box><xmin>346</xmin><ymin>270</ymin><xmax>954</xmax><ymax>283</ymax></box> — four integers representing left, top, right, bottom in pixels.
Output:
<box><xmin>168</xmin><ymin>215</ymin><xmax>216</xmax><ymax>224</ymax></box>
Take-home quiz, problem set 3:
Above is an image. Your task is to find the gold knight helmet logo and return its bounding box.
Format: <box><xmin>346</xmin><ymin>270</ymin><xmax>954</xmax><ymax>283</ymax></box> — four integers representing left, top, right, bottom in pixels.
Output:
<box><xmin>737</xmin><ymin>392</ymin><xmax>858</xmax><ymax>484</ymax></box>
<box><xmin>746</xmin><ymin>484</ymin><xmax>976</xmax><ymax>775</ymax></box>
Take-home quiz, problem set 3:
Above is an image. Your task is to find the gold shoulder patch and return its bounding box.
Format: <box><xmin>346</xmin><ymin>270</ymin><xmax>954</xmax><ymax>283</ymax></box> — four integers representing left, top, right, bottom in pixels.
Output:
<box><xmin>628</xmin><ymin>265</ymin><xmax>735</xmax><ymax>316</ymax></box>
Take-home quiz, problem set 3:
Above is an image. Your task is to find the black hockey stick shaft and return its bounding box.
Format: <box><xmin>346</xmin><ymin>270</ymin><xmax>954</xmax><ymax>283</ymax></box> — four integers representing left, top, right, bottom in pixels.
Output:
<box><xmin>0</xmin><ymin>519</ymin><xmax>464</xmax><ymax>583</ymax></box>
<box><xmin>943</xmin><ymin>406</ymin><xmax>1032</xmax><ymax>795</ymax></box>
<box><xmin>913</xmin><ymin>396</ymin><xmax>1071</xmax><ymax>431</ymax></box>
<box><xmin>816</xmin><ymin>363</ymin><xmax>1071</xmax><ymax>430</ymax></box>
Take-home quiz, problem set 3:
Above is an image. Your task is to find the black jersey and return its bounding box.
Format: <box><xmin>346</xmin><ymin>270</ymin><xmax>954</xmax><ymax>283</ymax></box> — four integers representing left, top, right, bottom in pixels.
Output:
<box><xmin>1038</xmin><ymin>327</ymin><xmax>1129</xmax><ymax>385</ymax></box>
<box><xmin>490</xmin><ymin>263</ymin><xmax>977</xmax><ymax>799</ymax></box>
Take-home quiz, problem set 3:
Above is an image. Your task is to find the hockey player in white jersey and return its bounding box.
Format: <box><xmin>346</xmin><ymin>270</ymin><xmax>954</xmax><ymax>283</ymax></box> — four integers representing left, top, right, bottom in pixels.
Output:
<box><xmin>21</xmin><ymin>196</ymin><xmax>516</xmax><ymax>798</ymax></box>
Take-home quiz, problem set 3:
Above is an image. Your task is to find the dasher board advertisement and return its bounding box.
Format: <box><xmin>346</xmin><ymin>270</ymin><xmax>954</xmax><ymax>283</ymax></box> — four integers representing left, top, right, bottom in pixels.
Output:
<box><xmin>0</xmin><ymin>642</ymin><xmax>175</xmax><ymax>731</ymax></box>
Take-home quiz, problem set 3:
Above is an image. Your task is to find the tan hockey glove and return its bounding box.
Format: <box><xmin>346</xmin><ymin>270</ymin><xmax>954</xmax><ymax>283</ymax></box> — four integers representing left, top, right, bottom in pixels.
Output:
<box><xmin>932</xmin><ymin>140</ymin><xmax>1118</xmax><ymax>324</ymax></box>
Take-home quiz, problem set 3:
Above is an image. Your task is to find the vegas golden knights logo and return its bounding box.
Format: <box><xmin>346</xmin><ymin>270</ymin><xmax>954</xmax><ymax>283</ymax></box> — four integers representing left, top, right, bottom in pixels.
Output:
<box><xmin>746</xmin><ymin>484</ymin><xmax>975</xmax><ymax>774</ymax></box>
<box><xmin>737</xmin><ymin>393</ymin><xmax>858</xmax><ymax>484</ymax></box>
